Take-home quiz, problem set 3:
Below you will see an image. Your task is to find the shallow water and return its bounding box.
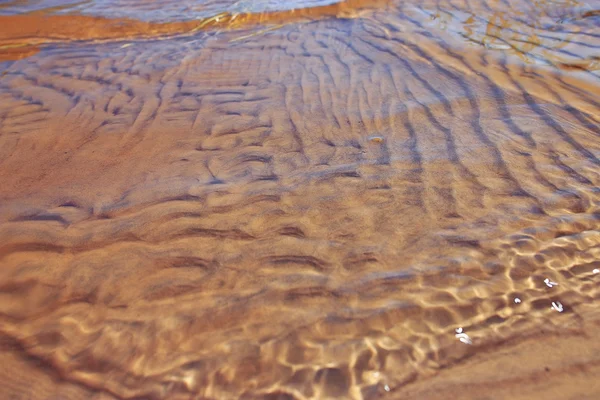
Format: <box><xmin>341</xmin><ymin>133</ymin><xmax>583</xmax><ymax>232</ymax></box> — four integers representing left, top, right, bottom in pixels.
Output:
<box><xmin>0</xmin><ymin>0</ymin><xmax>343</xmax><ymax>21</ymax></box>
<box><xmin>1</xmin><ymin>0</ymin><xmax>600</xmax><ymax>399</ymax></box>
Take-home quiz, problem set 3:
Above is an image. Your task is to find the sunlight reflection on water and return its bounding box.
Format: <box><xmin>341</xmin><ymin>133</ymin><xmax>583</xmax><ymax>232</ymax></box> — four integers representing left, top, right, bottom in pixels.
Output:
<box><xmin>0</xmin><ymin>0</ymin><xmax>343</xmax><ymax>21</ymax></box>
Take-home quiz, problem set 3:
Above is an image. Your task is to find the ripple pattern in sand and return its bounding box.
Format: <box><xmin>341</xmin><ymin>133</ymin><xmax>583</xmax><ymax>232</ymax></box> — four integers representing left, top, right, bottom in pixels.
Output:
<box><xmin>1</xmin><ymin>0</ymin><xmax>600</xmax><ymax>399</ymax></box>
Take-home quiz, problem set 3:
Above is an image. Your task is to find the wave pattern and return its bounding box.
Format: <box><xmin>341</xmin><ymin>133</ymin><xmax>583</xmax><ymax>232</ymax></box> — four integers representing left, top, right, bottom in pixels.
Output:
<box><xmin>0</xmin><ymin>0</ymin><xmax>343</xmax><ymax>21</ymax></box>
<box><xmin>1</xmin><ymin>0</ymin><xmax>600</xmax><ymax>399</ymax></box>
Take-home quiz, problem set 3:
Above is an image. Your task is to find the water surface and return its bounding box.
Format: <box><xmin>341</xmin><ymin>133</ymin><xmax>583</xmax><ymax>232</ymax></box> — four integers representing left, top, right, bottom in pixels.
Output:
<box><xmin>0</xmin><ymin>0</ymin><xmax>600</xmax><ymax>399</ymax></box>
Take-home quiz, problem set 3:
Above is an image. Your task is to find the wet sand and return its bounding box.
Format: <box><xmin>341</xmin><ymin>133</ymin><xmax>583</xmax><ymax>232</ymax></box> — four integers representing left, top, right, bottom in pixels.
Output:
<box><xmin>1</xmin><ymin>0</ymin><xmax>600</xmax><ymax>399</ymax></box>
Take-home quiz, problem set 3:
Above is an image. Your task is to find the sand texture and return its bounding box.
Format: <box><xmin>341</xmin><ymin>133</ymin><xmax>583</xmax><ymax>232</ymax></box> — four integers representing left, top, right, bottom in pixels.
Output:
<box><xmin>1</xmin><ymin>0</ymin><xmax>600</xmax><ymax>399</ymax></box>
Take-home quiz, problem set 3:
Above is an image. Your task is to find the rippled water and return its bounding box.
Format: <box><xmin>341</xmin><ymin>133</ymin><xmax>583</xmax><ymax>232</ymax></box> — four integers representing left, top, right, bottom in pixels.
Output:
<box><xmin>1</xmin><ymin>0</ymin><xmax>600</xmax><ymax>399</ymax></box>
<box><xmin>0</xmin><ymin>0</ymin><xmax>343</xmax><ymax>21</ymax></box>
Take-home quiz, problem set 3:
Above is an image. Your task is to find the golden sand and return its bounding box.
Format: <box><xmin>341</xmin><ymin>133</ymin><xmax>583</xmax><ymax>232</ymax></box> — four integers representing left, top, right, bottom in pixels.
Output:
<box><xmin>0</xmin><ymin>0</ymin><xmax>599</xmax><ymax>398</ymax></box>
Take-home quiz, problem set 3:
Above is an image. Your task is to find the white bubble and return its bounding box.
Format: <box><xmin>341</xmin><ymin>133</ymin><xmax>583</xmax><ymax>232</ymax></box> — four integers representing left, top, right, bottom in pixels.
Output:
<box><xmin>455</xmin><ymin>327</ymin><xmax>463</xmax><ymax>333</ymax></box>
<box><xmin>384</xmin><ymin>385</ymin><xmax>390</xmax><ymax>392</ymax></box>
<box><xmin>514</xmin><ymin>298</ymin><xmax>521</xmax><ymax>304</ymax></box>
<box><xmin>593</xmin><ymin>268</ymin><xmax>599</xmax><ymax>274</ymax></box>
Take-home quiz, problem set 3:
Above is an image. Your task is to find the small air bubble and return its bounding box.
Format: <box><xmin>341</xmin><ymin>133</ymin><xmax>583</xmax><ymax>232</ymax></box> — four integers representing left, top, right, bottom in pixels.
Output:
<box><xmin>384</xmin><ymin>385</ymin><xmax>390</xmax><ymax>392</ymax></box>
<box><xmin>514</xmin><ymin>298</ymin><xmax>521</xmax><ymax>304</ymax></box>
<box><xmin>455</xmin><ymin>327</ymin><xmax>463</xmax><ymax>333</ymax></box>
<box><xmin>593</xmin><ymin>268</ymin><xmax>599</xmax><ymax>274</ymax></box>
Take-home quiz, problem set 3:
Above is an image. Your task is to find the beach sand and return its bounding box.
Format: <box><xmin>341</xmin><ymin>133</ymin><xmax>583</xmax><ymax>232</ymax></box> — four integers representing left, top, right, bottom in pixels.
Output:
<box><xmin>1</xmin><ymin>0</ymin><xmax>600</xmax><ymax>398</ymax></box>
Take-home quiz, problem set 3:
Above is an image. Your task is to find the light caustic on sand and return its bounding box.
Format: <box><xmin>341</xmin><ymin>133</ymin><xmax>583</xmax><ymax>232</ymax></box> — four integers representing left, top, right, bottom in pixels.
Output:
<box><xmin>1</xmin><ymin>0</ymin><xmax>600</xmax><ymax>399</ymax></box>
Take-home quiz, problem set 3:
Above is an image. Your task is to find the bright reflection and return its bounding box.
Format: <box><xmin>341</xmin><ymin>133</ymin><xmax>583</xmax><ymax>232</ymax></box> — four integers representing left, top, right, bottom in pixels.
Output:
<box><xmin>551</xmin><ymin>301</ymin><xmax>564</xmax><ymax>313</ymax></box>
<box><xmin>544</xmin><ymin>278</ymin><xmax>558</xmax><ymax>288</ymax></box>
<box><xmin>455</xmin><ymin>328</ymin><xmax>473</xmax><ymax>344</ymax></box>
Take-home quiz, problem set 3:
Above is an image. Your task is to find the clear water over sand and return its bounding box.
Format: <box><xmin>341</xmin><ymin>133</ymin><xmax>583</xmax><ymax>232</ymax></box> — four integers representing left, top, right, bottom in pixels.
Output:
<box><xmin>1</xmin><ymin>0</ymin><xmax>600</xmax><ymax>399</ymax></box>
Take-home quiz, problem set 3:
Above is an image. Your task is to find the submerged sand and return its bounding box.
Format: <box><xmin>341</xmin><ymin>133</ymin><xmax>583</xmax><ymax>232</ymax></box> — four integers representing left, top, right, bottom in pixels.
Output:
<box><xmin>1</xmin><ymin>0</ymin><xmax>600</xmax><ymax>399</ymax></box>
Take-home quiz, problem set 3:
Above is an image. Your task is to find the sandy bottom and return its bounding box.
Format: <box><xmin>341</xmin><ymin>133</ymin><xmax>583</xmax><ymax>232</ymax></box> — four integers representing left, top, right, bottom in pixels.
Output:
<box><xmin>1</xmin><ymin>0</ymin><xmax>600</xmax><ymax>399</ymax></box>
